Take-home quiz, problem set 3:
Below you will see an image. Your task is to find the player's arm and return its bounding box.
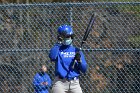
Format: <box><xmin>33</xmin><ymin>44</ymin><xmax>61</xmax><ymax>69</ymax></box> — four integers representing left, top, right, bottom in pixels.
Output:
<box><xmin>49</xmin><ymin>43</ymin><xmax>61</xmax><ymax>61</ymax></box>
<box><xmin>33</xmin><ymin>74</ymin><xmax>47</xmax><ymax>90</ymax></box>
<box><xmin>78</xmin><ymin>51</ymin><xmax>87</xmax><ymax>73</ymax></box>
<box><xmin>49</xmin><ymin>34</ymin><xmax>63</xmax><ymax>61</ymax></box>
<box><xmin>47</xmin><ymin>75</ymin><xmax>52</xmax><ymax>88</ymax></box>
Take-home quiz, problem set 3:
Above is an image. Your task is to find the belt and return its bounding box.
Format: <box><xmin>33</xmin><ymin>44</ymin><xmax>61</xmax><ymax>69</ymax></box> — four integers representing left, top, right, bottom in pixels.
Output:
<box><xmin>57</xmin><ymin>76</ymin><xmax>79</xmax><ymax>81</ymax></box>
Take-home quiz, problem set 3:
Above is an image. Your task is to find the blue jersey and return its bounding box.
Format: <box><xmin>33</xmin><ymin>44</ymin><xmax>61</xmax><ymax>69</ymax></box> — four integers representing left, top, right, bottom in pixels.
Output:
<box><xmin>49</xmin><ymin>43</ymin><xmax>87</xmax><ymax>79</ymax></box>
<box><xmin>33</xmin><ymin>72</ymin><xmax>52</xmax><ymax>93</ymax></box>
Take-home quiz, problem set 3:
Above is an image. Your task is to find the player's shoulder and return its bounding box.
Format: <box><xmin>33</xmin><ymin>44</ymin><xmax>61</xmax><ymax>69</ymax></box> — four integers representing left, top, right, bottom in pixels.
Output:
<box><xmin>44</xmin><ymin>73</ymin><xmax>49</xmax><ymax>76</ymax></box>
<box><xmin>34</xmin><ymin>73</ymin><xmax>40</xmax><ymax>78</ymax></box>
<box><xmin>75</xmin><ymin>47</ymin><xmax>80</xmax><ymax>52</ymax></box>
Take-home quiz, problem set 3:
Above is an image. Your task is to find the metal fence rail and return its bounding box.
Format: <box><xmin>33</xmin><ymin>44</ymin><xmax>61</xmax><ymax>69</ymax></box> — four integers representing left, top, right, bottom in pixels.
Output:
<box><xmin>0</xmin><ymin>2</ymin><xmax>140</xmax><ymax>93</ymax></box>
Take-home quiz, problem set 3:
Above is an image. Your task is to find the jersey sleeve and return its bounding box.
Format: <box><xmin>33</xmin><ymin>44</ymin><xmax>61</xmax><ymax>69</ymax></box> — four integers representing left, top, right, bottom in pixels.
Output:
<box><xmin>78</xmin><ymin>51</ymin><xmax>87</xmax><ymax>73</ymax></box>
<box><xmin>33</xmin><ymin>74</ymin><xmax>47</xmax><ymax>90</ymax></box>
<box><xmin>46</xmin><ymin>74</ymin><xmax>52</xmax><ymax>88</ymax></box>
<box><xmin>49</xmin><ymin>43</ymin><xmax>61</xmax><ymax>61</ymax></box>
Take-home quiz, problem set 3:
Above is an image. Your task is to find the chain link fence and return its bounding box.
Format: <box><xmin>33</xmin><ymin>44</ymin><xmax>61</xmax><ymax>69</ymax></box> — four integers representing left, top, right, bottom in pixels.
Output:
<box><xmin>0</xmin><ymin>2</ymin><xmax>140</xmax><ymax>93</ymax></box>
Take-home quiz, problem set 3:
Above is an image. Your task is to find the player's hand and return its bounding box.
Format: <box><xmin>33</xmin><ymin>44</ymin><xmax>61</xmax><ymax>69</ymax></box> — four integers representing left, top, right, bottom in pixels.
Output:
<box><xmin>57</xmin><ymin>35</ymin><xmax>63</xmax><ymax>44</ymax></box>
<box><xmin>41</xmin><ymin>82</ymin><xmax>48</xmax><ymax>85</ymax></box>
<box><xmin>74</xmin><ymin>52</ymin><xmax>81</xmax><ymax>63</ymax></box>
<box><xmin>57</xmin><ymin>35</ymin><xmax>63</xmax><ymax>42</ymax></box>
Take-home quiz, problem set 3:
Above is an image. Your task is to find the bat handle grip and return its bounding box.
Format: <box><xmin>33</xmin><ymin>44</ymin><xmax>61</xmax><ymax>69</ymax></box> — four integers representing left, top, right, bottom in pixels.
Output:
<box><xmin>72</xmin><ymin>60</ymin><xmax>76</xmax><ymax>69</ymax></box>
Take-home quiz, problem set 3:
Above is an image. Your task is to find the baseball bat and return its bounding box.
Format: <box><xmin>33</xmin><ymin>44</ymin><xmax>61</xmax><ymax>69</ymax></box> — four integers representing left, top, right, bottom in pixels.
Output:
<box><xmin>80</xmin><ymin>12</ymin><xmax>97</xmax><ymax>49</ymax></box>
<box><xmin>72</xmin><ymin>12</ymin><xmax>97</xmax><ymax>69</ymax></box>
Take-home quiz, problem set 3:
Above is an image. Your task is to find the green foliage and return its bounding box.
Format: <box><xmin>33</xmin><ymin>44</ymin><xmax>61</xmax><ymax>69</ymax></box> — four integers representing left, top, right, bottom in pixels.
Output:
<box><xmin>92</xmin><ymin>0</ymin><xmax>139</xmax><ymax>2</ymax></box>
<box><xmin>1</xmin><ymin>0</ymin><xmax>140</xmax><ymax>4</ymax></box>
<box><xmin>128</xmin><ymin>35</ymin><xmax>140</xmax><ymax>48</ymax></box>
<box><xmin>117</xmin><ymin>5</ymin><xmax>140</xmax><ymax>13</ymax></box>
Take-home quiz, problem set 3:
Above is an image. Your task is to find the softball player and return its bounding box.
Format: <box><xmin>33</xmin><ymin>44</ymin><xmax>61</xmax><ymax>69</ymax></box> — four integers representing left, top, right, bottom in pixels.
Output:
<box><xmin>33</xmin><ymin>65</ymin><xmax>52</xmax><ymax>93</ymax></box>
<box><xmin>49</xmin><ymin>25</ymin><xmax>87</xmax><ymax>93</ymax></box>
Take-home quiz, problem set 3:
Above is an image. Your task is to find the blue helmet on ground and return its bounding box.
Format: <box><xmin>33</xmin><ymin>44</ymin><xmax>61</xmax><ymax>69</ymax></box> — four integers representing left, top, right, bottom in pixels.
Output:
<box><xmin>57</xmin><ymin>25</ymin><xmax>73</xmax><ymax>36</ymax></box>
